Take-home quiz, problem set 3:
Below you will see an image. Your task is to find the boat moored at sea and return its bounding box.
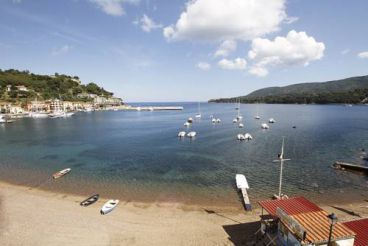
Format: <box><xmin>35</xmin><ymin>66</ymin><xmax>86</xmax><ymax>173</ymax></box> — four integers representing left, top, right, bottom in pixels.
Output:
<box><xmin>184</xmin><ymin>122</ymin><xmax>191</xmax><ymax>127</ymax></box>
<box><xmin>261</xmin><ymin>123</ymin><xmax>269</xmax><ymax>129</ymax></box>
<box><xmin>238</xmin><ymin>123</ymin><xmax>244</xmax><ymax>128</ymax></box>
<box><xmin>52</xmin><ymin>168</ymin><xmax>71</xmax><ymax>179</ymax></box>
<box><xmin>187</xmin><ymin>131</ymin><xmax>197</xmax><ymax>138</ymax></box>
<box><xmin>187</xmin><ymin>117</ymin><xmax>193</xmax><ymax>123</ymax></box>
<box><xmin>100</xmin><ymin>199</ymin><xmax>119</xmax><ymax>215</ymax></box>
<box><xmin>244</xmin><ymin>133</ymin><xmax>253</xmax><ymax>140</ymax></box>
<box><xmin>269</xmin><ymin>118</ymin><xmax>276</xmax><ymax>123</ymax></box>
<box><xmin>195</xmin><ymin>102</ymin><xmax>201</xmax><ymax>118</ymax></box>
<box><xmin>237</xmin><ymin>134</ymin><xmax>245</xmax><ymax>140</ymax></box>
<box><xmin>29</xmin><ymin>112</ymin><xmax>49</xmax><ymax>118</ymax></box>
<box><xmin>178</xmin><ymin>131</ymin><xmax>186</xmax><ymax>137</ymax></box>
<box><xmin>80</xmin><ymin>194</ymin><xmax>100</xmax><ymax>207</ymax></box>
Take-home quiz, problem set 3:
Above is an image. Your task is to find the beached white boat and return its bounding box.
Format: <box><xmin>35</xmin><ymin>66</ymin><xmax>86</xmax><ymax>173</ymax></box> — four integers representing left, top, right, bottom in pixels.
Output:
<box><xmin>100</xmin><ymin>199</ymin><xmax>119</xmax><ymax>215</ymax></box>
<box><xmin>269</xmin><ymin>118</ymin><xmax>276</xmax><ymax>123</ymax></box>
<box><xmin>244</xmin><ymin>133</ymin><xmax>253</xmax><ymax>140</ymax></box>
<box><xmin>187</xmin><ymin>131</ymin><xmax>197</xmax><ymax>138</ymax></box>
<box><xmin>235</xmin><ymin>174</ymin><xmax>251</xmax><ymax>210</ymax></box>
<box><xmin>178</xmin><ymin>131</ymin><xmax>186</xmax><ymax>137</ymax></box>
<box><xmin>184</xmin><ymin>122</ymin><xmax>191</xmax><ymax>127</ymax></box>
<box><xmin>261</xmin><ymin>123</ymin><xmax>269</xmax><ymax>129</ymax></box>
<box><xmin>52</xmin><ymin>168</ymin><xmax>71</xmax><ymax>179</ymax></box>
<box><xmin>80</xmin><ymin>194</ymin><xmax>99</xmax><ymax>207</ymax></box>
<box><xmin>238</xmin><ymin>123</ymin><xmax>244</xmax><ymax>128</ymax></box>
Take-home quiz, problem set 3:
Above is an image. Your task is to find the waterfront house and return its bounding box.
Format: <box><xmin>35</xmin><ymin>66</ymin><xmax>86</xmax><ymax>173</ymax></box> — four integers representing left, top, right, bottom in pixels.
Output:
<box><xmin>15</xmin><ymin>85</ymin><xmax>28</xmax><ymax>92</ymax></box>
<box><xmin>50</xmin><ymin>99</ymin><xmax>63</xmax><ymax>112</ymax></box>
<box><xmin>256</xmin><ymin>197</ymin><xmax>356</xmax><ymax>245</ymax></box>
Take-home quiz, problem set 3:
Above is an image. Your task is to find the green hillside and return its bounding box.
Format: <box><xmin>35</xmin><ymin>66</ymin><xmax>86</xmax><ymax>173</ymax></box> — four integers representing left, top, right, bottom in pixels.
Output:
<box><xmin>209</xmin><ymin>75</ymin><xmax>368</xmax><ymax>104</ymax></box>
<box><xmin>0</xmin><ymin>69</ymin><xmax>114</xmax><ymax>102</ymax></box>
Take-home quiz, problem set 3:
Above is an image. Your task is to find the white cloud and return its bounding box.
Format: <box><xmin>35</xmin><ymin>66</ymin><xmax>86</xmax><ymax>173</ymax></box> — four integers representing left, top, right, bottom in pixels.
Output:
<box><xmin>51</xmin><ymin>45</ymin><xmax>71</xmax><ymax>56</ymax></box>
<box><xmin>248</xmin><ymin>66</ymin><xmax>268</xmax><ymax>77</ymax></box>
<box><xmin>214</xmin><ymin>40</ymin><xmax>237</xmax><ymax>57</ymax></box>
<box><xmin>248</xmin><ymin>30</ymin><xmax>325</xmax><ymax>76</ymax></box>
<box><xmin>357</xmin><ymin>51</ymin><xmax>368</xmax><ymax>59</ymax></box>
<box><xmin>139</xmin><ymin>14</ymin><xmax>162</xmax><ymax>32</ymax></box>
<box><xmin>218</xmin><ymin>58</ymin><xmax>247</xmax><ymax>70</ymax></box>
<box><xmin>341</xmin><ymin>49</ymin><xmax>350</xmax><ymax>55</ymax></box>
<box><xmin>284</xmin><ymin>16</ymin><xmax>299</xmax><ymax>24</ymax></box>
<box><xmin>89</xmin><ymin>0</ymin><xmax>140</xmax><ymax>16</ymax></box>
<box><xmin>163</xmin><ymin>0</ymin><xmax>287</xmax><ymax>42</ymax></box>
<box><xmin>197</xmin><ymin>62</ymin><xmax>211</xmax><ymax>71</ymax></box>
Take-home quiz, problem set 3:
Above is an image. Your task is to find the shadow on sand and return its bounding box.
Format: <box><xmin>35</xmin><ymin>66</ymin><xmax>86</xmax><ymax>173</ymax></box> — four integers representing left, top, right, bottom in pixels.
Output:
<box><xmin>331</xmin><ymin>206</ymin><xmax>361</xmax><ymax>218</ymax></box>
<box><xmin>222</xmin><ymin>221</ymin><xmax>260</xmax><ymax>246</ymax></box>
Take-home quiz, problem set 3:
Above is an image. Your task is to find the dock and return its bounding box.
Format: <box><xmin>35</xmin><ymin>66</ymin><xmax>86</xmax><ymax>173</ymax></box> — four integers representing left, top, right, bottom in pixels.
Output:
<box><xmin>134</xmin><ymin>106</ymin><xmax>183</xmax><ymax>111</ymax></box>
<box><xmin>240</xmin><ymin>188</ymin><xmax>252</xmax><ymax>211</ymax></box>
<box><xmin>235</xmin><ymin>174</ymin><xmax>252</xmax><ymax>211</ymax></box>
<box><xmin>333</xmin><ymin>161</ymin><xmax>368</xmax><ymax>174</ymax></box>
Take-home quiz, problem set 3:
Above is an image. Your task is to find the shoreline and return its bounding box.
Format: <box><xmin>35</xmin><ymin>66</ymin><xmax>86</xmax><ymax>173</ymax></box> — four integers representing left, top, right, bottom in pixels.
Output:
<box><xmin>1</xmin><ymin>181</ymin><xmax>368</xmax><ymax>245</ymax></box>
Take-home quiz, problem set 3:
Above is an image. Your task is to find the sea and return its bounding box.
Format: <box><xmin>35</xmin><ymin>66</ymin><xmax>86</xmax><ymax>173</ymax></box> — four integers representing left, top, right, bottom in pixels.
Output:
<box><xmin>1</xmin><ymin>103</ymin><xmax>367</xmax><ymax>208</ymax></box>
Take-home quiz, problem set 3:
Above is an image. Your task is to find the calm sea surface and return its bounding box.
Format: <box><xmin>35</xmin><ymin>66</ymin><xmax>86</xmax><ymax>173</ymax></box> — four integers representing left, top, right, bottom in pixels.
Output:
<box><xmin>1</xmin><ymin>103</ymin><xmax>368</xmax><ymax>208</ymax></box>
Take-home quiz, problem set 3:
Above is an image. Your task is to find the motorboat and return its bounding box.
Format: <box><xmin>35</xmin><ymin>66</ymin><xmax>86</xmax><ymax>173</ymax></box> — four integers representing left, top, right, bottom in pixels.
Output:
<box><xmin>233</xmin><ymin>118</ymin><xmax>237</xmax><ymax>123</ymax></box>
<box><xmin>80</xmin><ymin>194</ymin><xmax>100</xmax><ymax>207</ymax></box>
<box><xmin>29</xmin><ymin>112</ymin><xmax>49</xmax><ymax>118</ymax></box>
<box><xmin>255</xmin><ymin>115</ymin><xmax>260</xmax><ymax>120</ymax></box>
<box><xmin>100</xmin><ymin>199</ymin><xmax>119</xmax><ymax>215</ymax></box>
<box><xmin>52</xmin><ymin>168</ymin><xmax>71</xmax><ymax>179</ymax></box>
<box><xmin>237</xmin><ymin>134</ymin><xmax>245</xmax><ymax>140</ymax></box>
<box><xmin>212</xmin><ymin>118</ymin><xmax>216</xmax><ymax>123</ymax></box>
<box><xmin>178</xmin><ymin>131</ymin><xmax>186</xmax><ymax>137</ymax></box>
<box><xmin>184</xmin><ymin>122</ymin><xmax>191</xmax><ymax>127</ymax></box>
<box><xmin>261</xmin><ymin>123</ymin><xmax>269</xmax><ymax>129</ymax></box>
<box><xmin>187</xmin><ymin>131</ymin><xmax>197</xmax><ymax>138</ymax></box>
<box><xmin>244</xmin><ymin>133</ymin><xmax>253</xmax><ymax>140</ymax></box>
<box><xmin>0</xmin><ymin>114</ymin><xmax>7</xmax><ymax>123</ymax></box>
<box><xmin>216</xmin><ymin>118</ymin><xmax>221</xmax><ymax>123</ymax></box>
<box><xmin>187</xmin><ymin>117</ymin><xmax>193</xmax><ymax>123</ymax></box>
<box><xmin>269</xmin><ymin>118</ymin><xmax>276</xmax><ymax>123</ymax></box>
<box><xmin>238</xmin><ymin>123</ymin><xmax>244</xmax><ymax>128</ymax></box>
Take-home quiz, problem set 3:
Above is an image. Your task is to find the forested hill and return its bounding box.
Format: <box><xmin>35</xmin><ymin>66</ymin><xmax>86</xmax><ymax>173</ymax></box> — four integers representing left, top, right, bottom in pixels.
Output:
<box><xmin>0</xmin><ymin>69</ymin><xmax>114</xmax><ymax>102</ymax></box>
<box><xmin>209</xmin><ymin>75</ymin><xmax>368</xmax><ymax>104</ymax></box>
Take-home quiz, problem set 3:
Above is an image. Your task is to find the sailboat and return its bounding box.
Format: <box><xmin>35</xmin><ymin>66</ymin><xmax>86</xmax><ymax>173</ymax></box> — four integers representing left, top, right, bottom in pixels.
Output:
<box><xmin>195</xmin><ymin>102</ymin><xmax>201</xmax><ymax>118</ymax></box>
<box><xmin>273</xmin><ymin>137</ymin><xmax>290</xmax><ymax>200</ymax></box>
<box><xmin>254</xmin><ymin>103</ymin><xmax>260</xmax><ymax>119</ymax></box>
<box><xmin>236</xmin><ymin>100</ymin><xmax>243</xmax><ymax>121</ymax></box>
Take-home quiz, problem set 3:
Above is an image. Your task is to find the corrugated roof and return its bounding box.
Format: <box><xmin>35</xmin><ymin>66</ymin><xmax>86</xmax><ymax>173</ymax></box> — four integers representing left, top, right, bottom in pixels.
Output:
<box><xmin>258</xmin><ymin>196</ymin><xmax>322</xmax><ymax>216</ymax></box>
<box><xmin>343</xmin><ymin>218</ymin><xmax>368</xmax><ymax>246</ymax></box>
<box><xmin>291</xmin><ymin>211</ymin><xmax>356</xmax><ymax>244</ymax></box>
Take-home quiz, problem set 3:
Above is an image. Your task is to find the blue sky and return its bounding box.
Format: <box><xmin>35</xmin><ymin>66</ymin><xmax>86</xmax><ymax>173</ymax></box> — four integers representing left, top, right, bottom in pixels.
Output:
<box><xmin>0</xmin><ymin>0</ymin><xmax>367</xmax><ymax>102</ymax></box>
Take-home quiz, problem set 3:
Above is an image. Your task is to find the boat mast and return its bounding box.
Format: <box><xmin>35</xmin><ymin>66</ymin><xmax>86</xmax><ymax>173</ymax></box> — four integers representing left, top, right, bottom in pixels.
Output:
<box><xmin>274</xmin><ymin>137</ymin><xmax>290</xmax><ymax>198</ymax></box>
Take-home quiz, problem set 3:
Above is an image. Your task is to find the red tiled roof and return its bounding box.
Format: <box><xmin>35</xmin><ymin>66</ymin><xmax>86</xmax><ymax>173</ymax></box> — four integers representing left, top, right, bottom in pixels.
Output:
<box><xmin>292</xmin><ymin>211</ymin><xmax>355</xmax><ymax>244</ymax></box>
<box><xmin>258</xmin><ymin>196</ymin><xmax>323</xmax><ymax>216</ymax></box>
<box><xmin>343</xmin><ymin>218</ymin><xmax>368</xmax><ymax>246</ymax></box>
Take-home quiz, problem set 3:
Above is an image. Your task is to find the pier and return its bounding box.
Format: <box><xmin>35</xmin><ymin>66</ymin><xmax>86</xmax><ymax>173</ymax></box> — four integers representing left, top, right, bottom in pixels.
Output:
<box><xmin>333</xmin><ymin>161</ymin><xmax>368</xmax><ymax>174</ymax></box>
<box><xmin>240</xmin><ymin>188</ymin><xmax>252</xmax><ymax>211</ymax></box>
<box><xmin>134</xmin><ymin>106</ymin><xmax>183</xmax><ymax>111</ymax></box>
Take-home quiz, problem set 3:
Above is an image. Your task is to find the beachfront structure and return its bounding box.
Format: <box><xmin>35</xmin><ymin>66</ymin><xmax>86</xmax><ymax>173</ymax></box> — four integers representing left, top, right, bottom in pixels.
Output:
<box><xmin>93</xmin><ymin>96</ymin><xmax>123</xmax><ymax>107</ymax></box>
<box><xmin>27</xmin><ymin>100</ymin><xmax>50</xmax><ymax>112</ymax></box>
<box><xmin>50</xmin><ymin>99</ymin><xmax>63</xmax><ymax>112</ymax></box>
<box><xmin>343</xmin><ymin>218</ymin><xmax>368</xmax><ymax>246</ymax></box>
<box><xmin>256</xmin><ymin>197</ymin><xmax>356</xmax><ymax>245</ymax></box>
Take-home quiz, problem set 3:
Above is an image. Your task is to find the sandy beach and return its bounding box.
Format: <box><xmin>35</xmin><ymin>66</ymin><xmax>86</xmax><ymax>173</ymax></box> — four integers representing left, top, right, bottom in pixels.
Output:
<box><xmin>1</xmin><ymin>181</ymin><xmax>367</xmax><ymax>246</ymax></box>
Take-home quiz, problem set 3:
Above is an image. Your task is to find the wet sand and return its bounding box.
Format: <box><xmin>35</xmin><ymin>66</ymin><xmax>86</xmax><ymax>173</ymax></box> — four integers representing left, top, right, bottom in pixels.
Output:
<box><xmin>1</xmin><ymin>181</ymin><xmax>368</xmax><ymax>245</ymax></box>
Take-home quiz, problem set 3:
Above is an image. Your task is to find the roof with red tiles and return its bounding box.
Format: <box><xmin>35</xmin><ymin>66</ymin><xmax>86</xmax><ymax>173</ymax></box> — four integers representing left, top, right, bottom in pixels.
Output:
<box><xmin>291</xmin><ymin>211</ymin><xmax>355</xmax><ymax>244</ymax></box>
<box><xmin>343</xmin><ymin>218</ymin><xmax>368</xmax><ymax>246</ymax></box>
<box><xmin>258</xmin><ymin>196</ymin><xmax>323</xmax><ymax>216</ymax></box>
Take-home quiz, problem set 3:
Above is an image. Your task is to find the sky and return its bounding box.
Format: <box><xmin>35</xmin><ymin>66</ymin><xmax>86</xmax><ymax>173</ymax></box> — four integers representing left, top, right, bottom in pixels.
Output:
<box><xmin>0</xmin><ymin>0</ymin><xmax>368</xmax><ymax>102</ymax></box>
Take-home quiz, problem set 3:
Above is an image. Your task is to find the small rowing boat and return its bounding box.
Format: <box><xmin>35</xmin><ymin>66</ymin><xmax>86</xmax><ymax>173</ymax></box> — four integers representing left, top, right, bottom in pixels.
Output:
<box><xmin>52</xmin><ymin>168</ymin><xmax>71</xmax><ymax>179</ymax></box>
<box><xmin>100</xmin><ymin>199</ymin><xmax>119</xmax><ymax>215</ymax></box>
<box><xmin>80</xmin><ymin>194</ymin><xmax>100</xmax><ymax>207</ymax></box>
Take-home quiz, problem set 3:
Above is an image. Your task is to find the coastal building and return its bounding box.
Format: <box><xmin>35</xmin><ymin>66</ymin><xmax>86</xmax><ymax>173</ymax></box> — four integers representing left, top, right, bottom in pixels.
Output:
<box><xmin>343</xmin><ymin>218</ymin><xmax>368</xmax><ymax>246</ymax></box>
<box><xmin>50</xmin><ymin>99</ymin><xmax>63</xmax><ymax>112</ymax></box>
<box><xmin>93</xmin><ymin>96</ymin><xmax>122</xmax><ymax>107</ymax></box>
<box><xmin>15</xmin><ymin>85</ymin><xmax>28</xmax><ymax>92</ymax></box>
<box><xmin>27</xmin><ymin>100</ymin><xmax>50</xmax><ymax>112</ymax></box>
<box><xmin>257</xmin><ymin>197</ymin><xmax>356</xmax><ymax>246</ymax></box>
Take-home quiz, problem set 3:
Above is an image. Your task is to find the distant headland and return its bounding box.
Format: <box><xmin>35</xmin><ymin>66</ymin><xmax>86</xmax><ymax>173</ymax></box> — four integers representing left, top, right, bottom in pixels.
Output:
<box><xmin>209</xmin><ymin>75</ymin><xmax>368</xmax><ymax>104</ymax></box>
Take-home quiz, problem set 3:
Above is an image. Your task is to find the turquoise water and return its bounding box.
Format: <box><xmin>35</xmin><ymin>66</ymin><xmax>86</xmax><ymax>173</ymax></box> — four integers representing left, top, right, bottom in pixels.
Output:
<box><xmin>1</xmin><ymin>103</ymin><xmax>368</xmax><ymax>207</ymax></box>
